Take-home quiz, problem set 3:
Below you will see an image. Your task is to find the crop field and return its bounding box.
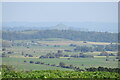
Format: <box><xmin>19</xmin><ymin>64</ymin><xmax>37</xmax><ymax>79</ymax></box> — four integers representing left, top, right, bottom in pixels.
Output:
<box><xmin>37</xmin><ymin>40</ymin><xmax>114</xmax><ymax>46</ymax></box>
<box><xmin>2</xmin><ymin>56</ymin><xmax>118</xmax><ymax>71</ymax></box>
<box><xmin>2</xmin><ymin>57</ymin><xmax>73</xmax><ymax>71</ymax></box>
<box><xmin>2</xmin><ymin>38</ymin><xmax>119</xmax><ymax>78</ymax></box>
<box><xmin>3</xmin><ymin>39</ymin><xmax>118</xmax><ymax>57</ymax></box>
<box><xmin>1</xmin><ymin>32</ymin><xmax>119</xmax><ymax>79</ymax></box>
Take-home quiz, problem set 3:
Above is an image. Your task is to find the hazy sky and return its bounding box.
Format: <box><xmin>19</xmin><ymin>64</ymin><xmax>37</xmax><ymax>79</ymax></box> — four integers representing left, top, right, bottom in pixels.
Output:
<box><xmin>2</xmin><ymin>2</ymin><xmax>118</xmax><ymax>23</ymax></box>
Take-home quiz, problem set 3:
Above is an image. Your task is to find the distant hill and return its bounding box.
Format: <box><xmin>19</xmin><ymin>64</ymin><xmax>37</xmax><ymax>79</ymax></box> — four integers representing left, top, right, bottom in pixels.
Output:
<box><xmin>2</xmin><ymin>22</ymin><xmax>117</xmax><ymax>33</ymax></box>
<box><xmin>2</xmin><ymin>23</ymin><xmax>88</xmax><ymax>31</ymax></box>
<box><xmin>49</xmin><ymin>23</ymin><xmax>71</xmax><ymax>30</ymax></box>
<box><xmin>47</xmin><ymin>23</ymin><xmax>87</xmax><ymax>31</ymax></box>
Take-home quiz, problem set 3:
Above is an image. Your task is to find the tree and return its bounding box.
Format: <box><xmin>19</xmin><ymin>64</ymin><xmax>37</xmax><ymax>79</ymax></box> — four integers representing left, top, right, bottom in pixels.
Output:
<box><xmin>64</xmin><ymin>55</ymin><xmax>69</xmax><ymax>57</ymax></box>
<box><xmin>59</xmin><ymin>62</ymin><xmax>65</xmax><ymax>67</ymax></box>
<box><xmin>69</xmin><ymin>65</ymin><xmax>74</xmax><ymax>69</ymax></box>
<box><xmin>55</xmin><ymin>53</ymin><xmax>63</xmax><ymax>58</ymax></box>
<box><xmin>2</xmin><ymin>48</ymin><xmax>6</xmax><ymax>51</ymax></box>
<box><xmin>2</xmin><ymin>53</ymin><xmax>7</xmax><ymax>57</ymax></box>
<box><xmin>106</xmin><ymin>58</ymin><xmax>109</xmax><ymax>61</ymax></box>
<box><xmin>99</xmin><ymin>51</ymin><xmax>108</xmax><ymax>56</ymax></box>
<box><xmin>40</xmin><ymin>62</ymin><xmax>44</xmax><ymax>64</ymax></box>
<box><xmin>28</xmin><ymin>54</ymin><xmax>33</xmax><ymax>57</ymax></box>
<box><xmin>109</xmin><ymin>53</ymin><xmax>115</xmax><ymax>56</ymax></box>
<box><xmin>81</xmin><ymin>64</ymin><xmax>84</xmax><ymax>66</ymax></box>
<box><xmin>39</xmin><ymin>56</ymin><xmax>47</xmax><ymax>58</ymax></box>
<box><xmin>21</xmin><ymin>52</ymin><xmax>24</xmax><ymax>55</ymax></box>
<box><xmin>74</xmin><ymin>46</ymin><xmax>93</xmax><ymax>52</ymax></box>
<box><xmin>24</xmin><ymin>60</ymin><xmax>27</xmax><ymax>63</ymax></box>
<box><xmin>106</xmin><ymin>54</ymin><xmax>109</xmax><ymax>61</ymax></box>
<box><xmin>58</xmin><ymin>50</ymin><xmax>62</xmax><ymax>53</ymax></box>
<box><xmin>79</xmin><ymin>53</ymin><xmax>84</xmax><ymax>57</ymax></box>
<box><xmin>69</xmin><ymin>44</ymin><xmax>77</xmax><ymax>47</ymax></box>
<box><xmin>67</xmin><ymin>58</ymin><xmax>71</xmax><ymax>60</ymax></box>
<box><xmin>35</xmin><ymin>61</ymin><xmax>40</xmax><ymax>64</ymax></box>
<box><xmin>29</xmin><ymin>61</ymin><xmax>34</xmax><ymax>63</ymax></box>
<box><xmin>7</xmin><ymin>51</ymin><xmax>13</xmax><ymax>54</ymax></box>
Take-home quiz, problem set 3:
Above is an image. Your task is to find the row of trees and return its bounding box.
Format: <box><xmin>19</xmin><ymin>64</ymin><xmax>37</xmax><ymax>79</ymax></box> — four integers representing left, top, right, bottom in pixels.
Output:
<box><xmin>39</xmin><ymin>50</ymin><xmax>93</xmax><ymax>59</ymax></box>
<box><xmin>25</xmin><ymin>60</ymin><xmax>120</xmax><ymax>73</ymax></box>
<box><xmin>74</xmin><ymin>44</ymin><xmax>118</xmax><ymax>52</ymax></box>
<box><xmin>25</xmin><ymin>60</ymin><xmax>83</xmax><ymax>71</ymax></box>
<box><xmin>3</xmin><ymin>30</ymin><xmax>117</xmax><ymax>42</ymax></box>
<box><xmin>85</xmin><ymin>67</ymin><xmax>120</xmax><ymax>73</ymax></box>
<box><xmin>59</xmin><ymin>62</ymin><xmax>120</xmax><ymax>73</ymax></box>
<box><xmin>59</xmin><ymin>62</ymin><xmax>84</xmax><ymax>71</ymax></box>
<box><xmin>40</xmin><ymin>50</ymin><xmax>63</xmax><ymax>58</ymax></box>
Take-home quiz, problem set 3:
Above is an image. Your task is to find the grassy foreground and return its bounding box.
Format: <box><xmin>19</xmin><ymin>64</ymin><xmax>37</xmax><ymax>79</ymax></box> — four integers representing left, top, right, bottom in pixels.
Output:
<box><xmin>2</xmin><ymin>70</ymin><xmax>120</xmax><ymax>79</ymax></box>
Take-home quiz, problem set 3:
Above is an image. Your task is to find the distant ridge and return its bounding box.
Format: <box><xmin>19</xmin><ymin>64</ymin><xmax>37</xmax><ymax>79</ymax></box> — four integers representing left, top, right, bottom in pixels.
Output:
<box><xmin>47</xmin><ymin>23</ymin><xmax>87</xmax><ymax>31</ymax></box>
<box><xmin>2</xmin><ymin>23</ymin><xmax>88</xmax><ymax>32</ymax></box>
<box><xmin>2</xmin><ymin>22</ymin><xmax>117</xmax><ymax>33</ymax></box>
<box><xmin>51</xmin><ymin>23</ymin><xmax>71</xmax><ymax>30</ymax></box>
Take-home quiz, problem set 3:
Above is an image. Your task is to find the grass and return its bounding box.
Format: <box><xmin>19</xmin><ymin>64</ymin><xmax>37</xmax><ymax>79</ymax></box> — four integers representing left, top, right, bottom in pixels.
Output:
<box><xmin>2</xmin><ymin>57</ymin><xmax>118</xmax><ymax>71</ymax></box>
<box><xmin>7</xmin><ymin>45</ymin><xmax>73</xmax><ymax>56</ymax></box>
<box><xmin>2</xmin><ymin>38</ymin><xmax>118</xmax><ymax>71</ymax></box>
<box><xmin>40</xmin><ymin>38</ymin><xmax>72</xmax><ymax>41</ymax></box>
<box><xmin>6</xmin><ymin>45</ymin><xmax>117</xmax><ymax>57</ymax></box>
<box><xmin>2</xmin><ymin>57</ymin><xmax>72</xmax><ymax>71</ymax></box>
<box><xmin>37</xmin><ymin>39</ymin><xmax>116</xmax><ymax>46</ymax></box>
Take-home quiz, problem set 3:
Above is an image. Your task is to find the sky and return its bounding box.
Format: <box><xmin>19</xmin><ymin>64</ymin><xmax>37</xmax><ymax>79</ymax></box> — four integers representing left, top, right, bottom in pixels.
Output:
<box><xmin>2</xmin><ymin>2</ymin><xmax>118</xmax><ymax>23</ymax></box>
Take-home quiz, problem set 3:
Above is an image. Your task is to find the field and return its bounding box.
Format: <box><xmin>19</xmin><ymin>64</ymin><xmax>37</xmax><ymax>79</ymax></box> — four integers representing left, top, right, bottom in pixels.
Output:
<box><xmin>1</xmin><ymin>32</ymin><xmax>119</xmax><ymax>79</ymax></box>
<box><xmin>2</xmin><ymin>38</ymin><xmax>119</xmax><ymax>72</ymax></box>
<box><xmin>2</xmin><ymin>57</ymin><xmax>118</xmax><ymax>71</ymax></box>
<box><xmin>3</xmin><ymin>38</ymin><xmax>118</xmax><ymax>56</ymax></box>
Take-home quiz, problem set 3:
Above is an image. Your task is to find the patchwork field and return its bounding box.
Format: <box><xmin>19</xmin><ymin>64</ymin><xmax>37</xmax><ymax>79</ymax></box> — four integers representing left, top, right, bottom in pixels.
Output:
<box><xmin>2</xmin><ymin>38</ymin><xmax>119</xmax><ymax>71</ymax></box>
<box><xmin>2</xmin><ymin>56</ymin><xmax>118</xmax><ymax>71</ymax></box>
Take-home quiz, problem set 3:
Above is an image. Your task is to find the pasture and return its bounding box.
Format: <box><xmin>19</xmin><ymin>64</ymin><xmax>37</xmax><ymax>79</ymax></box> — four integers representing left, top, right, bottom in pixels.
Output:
<box><xmin>2</xmin><ymin>38</ymin><xmax>118</xmax><ymax>71</ymax></box>
<box><xmin>2</xmin><ymin>56</ymin><xmax>118</xmax><ymax>71</ymax></box>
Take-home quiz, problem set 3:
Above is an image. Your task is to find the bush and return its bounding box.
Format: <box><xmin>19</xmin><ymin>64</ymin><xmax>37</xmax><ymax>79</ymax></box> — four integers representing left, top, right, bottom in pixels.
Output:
<box><xmin>29</xmin><ymin>61</ymin><xmax>34</xmax><ymax>63</ymax></box>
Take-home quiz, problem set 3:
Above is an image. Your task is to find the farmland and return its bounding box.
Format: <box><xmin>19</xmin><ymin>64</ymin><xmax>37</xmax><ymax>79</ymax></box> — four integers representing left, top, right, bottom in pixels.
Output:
<box><xmin>1</xmin><ymin>2</ymin><xmax>119</xmax><ymax>79</ymax></box>
<box><xmin>2</xmin><ymin>57</ymin><xmax>118</xmax><ymax>71</ymax></box>
<box><xmin>2</xmin><ymin>38</ymin><xmax>118</xmax><ymax>71</ymax></box>
<box><xmin>1</xmin><ymin>30</ymin><xmax>119</xmax><ymax>79</ymax></box>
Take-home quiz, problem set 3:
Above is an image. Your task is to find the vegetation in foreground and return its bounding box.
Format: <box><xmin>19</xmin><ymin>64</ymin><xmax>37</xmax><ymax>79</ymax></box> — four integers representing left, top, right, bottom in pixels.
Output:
<box><xmin>2</xmin><ymin>70</ymin><xmax>120</xmax><ymax>79</ymax></box>
<box><xmin>1</xmin><ymin>65</ymin><xmax>120</xmax><ymax>79</ymax></box>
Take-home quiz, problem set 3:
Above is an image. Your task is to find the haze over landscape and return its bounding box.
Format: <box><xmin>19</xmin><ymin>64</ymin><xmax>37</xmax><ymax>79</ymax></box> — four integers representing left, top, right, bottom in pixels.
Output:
<box><xmin>2</xmin><ymin>2</ymin><xmax>118</xmax><ymax>33</ymax></box>
<box><xmin>3</xmin><ymin>22</ymin><xmax>118</xmax><ymax>33</ymax></box>
<box><xmin>1</xmin><ymin>2</ymin><xmax>119</xmax><ymax>79</ymax></box>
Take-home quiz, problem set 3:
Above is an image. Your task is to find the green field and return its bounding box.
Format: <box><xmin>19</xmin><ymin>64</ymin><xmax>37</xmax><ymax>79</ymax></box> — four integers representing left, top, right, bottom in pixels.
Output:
<box><xmin>2</xmin><ymin>38</ymin><xmax>118</xmax><ymax>71</ymax></box>
<box><xmin>1</xmin><ymin>31</ymin><xmax>119</xmax><ymax>79</ymax></box>
<box><xmin>2</xmin><ymin>56</ymin><xmax>118</xmax><ymax>71</ymax></box>
<box><xmin>3</xmin><ymin>39</ymin><xmax>118</xmax><ymax>56</ymax></box>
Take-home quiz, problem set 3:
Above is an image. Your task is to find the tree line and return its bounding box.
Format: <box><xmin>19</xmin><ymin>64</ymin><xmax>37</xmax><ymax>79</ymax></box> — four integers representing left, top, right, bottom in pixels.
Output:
<box><xmin>39</xmin><ymin>50</ymin><xmax>93</xmax><ymax>59</ymax></box>
<box><xmin>24</xmin><ymin>60</ymin><xmax>120</xmax><ymax>73</ymax></box>
<box><xmin>73</xmin><ymin>44</ymin><xmax>118</xmax><ymax>52</ymax></box>
<box><xmin>2</xmin><ymin>30</ymin><xmax>117</xmax><ymax>42</ymax></box>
